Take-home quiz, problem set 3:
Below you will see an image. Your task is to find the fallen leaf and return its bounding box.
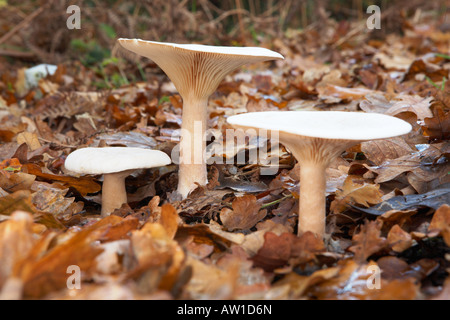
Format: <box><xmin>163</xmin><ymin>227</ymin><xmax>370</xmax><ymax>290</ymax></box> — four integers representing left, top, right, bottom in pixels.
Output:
<box><xmin>220</xmin><ymin>195</ymin><xmax>267</xmax><ymax>231</ymax></box>
<box><xmin>25</xmin><ymin>163</ymin><xmax>101</xmax><ymax>196</ymax></box>
<box><xmin>385</xmin><ymin>95</ymin><xmax>433</xmax><ymax>120</ymax></box>
<box><xmin>428</xmin><ymin>204</ymin><xmax>450</xmax><ymax>246</ymax></box>
<box><xmin>251</xmin><ymin>231</ymin><xmax>324</xmax><ymax>272</ymax></box>
<box><xmin>361</xmin><ymin>137</ymin><xmax>414</xmax><ymax>166</ymax></box>
<box><xmin>0</xmin><ymin>211</ymin><xmax>36</xmax><ymax>288</ymax></box>
<box><xmin>160</xmin><ymin>203</ymin><xmax>179</xmax><ymax>240</ymax></box>
<box><xmin>330</xmin><ymin>175</ymin><xmax>383</xmax><ymax>214</ymax></box>
<box><xmin>0</xmin><ymin>171</ymin><xmax>36</xmax><ymax>192</ymax></box>
<box><xmin>422</xmin><ymin>104</ymin><xmax>450</xmax><ymax>142</ymax></box>
<box><xmin>16</xmin><ymin>132</ymin><xmax>41</xmax><ymax>151</ymax></box>
<box><xmin>355</xmin><ymin>185</ymin><xmax>450</xmax><ymax>215</ymax></box>
<box><xmin>0</xmin><ymin>190</ymin><xmax>36</xmax><ymax>215</ymax></box>
<box><xmin>387</xmin><ymin>224</ymin><xmax>413</xmax><ymax>252</ymax></box>
<box><xmin>348</xmin><ymin>220</ymin><xmax>388</xmax><ymax>262</ymax></box>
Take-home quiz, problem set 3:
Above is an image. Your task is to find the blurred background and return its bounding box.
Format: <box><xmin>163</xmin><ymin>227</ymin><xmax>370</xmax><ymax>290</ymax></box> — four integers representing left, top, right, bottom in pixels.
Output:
<box><xmin>0</xmin><ymin>0</ymin><xmax>448</xmax><ymax>64</ymax></box>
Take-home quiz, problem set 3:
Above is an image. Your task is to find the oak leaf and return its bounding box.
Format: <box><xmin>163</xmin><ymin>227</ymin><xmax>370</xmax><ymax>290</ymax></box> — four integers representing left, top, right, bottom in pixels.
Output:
<box><xmin>348</xmin><ymin>220</ymin><xmax>388</xmax><ymax>262</ymax></box>
<box><xmin>220</xmin><ymin>195</ymin><xmax>267</xmax><ymax>231</ymax></box>
<box><xmin>387</xmin><ymin>224</ymin><xmax>412</xmax><ymax>252</ymax></box>
<box><xmin>330</xmin><ymin>175</ymin><xmax>383</xmax><ymax>213</ymax></box>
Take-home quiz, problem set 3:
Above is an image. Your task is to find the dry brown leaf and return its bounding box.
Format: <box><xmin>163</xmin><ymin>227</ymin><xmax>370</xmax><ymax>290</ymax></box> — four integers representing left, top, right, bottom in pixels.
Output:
<box><xmin>367</xmin><ymin>144</ymin><xmax>447</xmax><ymax>184</ymax></box>
<box><xmin>317</xmin><ymin>84</ymin><xmax>375</xmax><ymax>103</ymax></box>
<box><xmin>220</xmin><ymin>195</ymin><xmax>267</xmax><ymax>231</ymax></box>
<box><xmin>348</xmin><ymin>220</ymin><xmax>388</xmax><ymax>262</ymax></box>
<box><xmin>159</xmin><ymin>203</ymin><xmax>179</xmax><ymax>240</ymax></box>
<box><xmin>387</xmin><ymin>224</ymin><xmax>413</xmax><ymax>252</ymax></box>
<box><xmin>24</xmin><ymin>163</ymin><xmax>101</xmax><ymax>196</ymax></box>
<box><xmin>422</xmin><ymin>104</ymin><xmax>450</xmax><ymax>142</ymax></box>
<box><xmin>0</xmin><ymin>190</ymin><xmax>36</xmax><ymax>215</ymax></box>
<box><xmin>17</xmin><ymin>215</ymin><xmax>125</xmax><ymax>298</ymax></box>
<box><xmin>296</xmin><ymin>259</ymin><xmax>418</xmax><ymax>300</ymax></box>
<box><xmin>0</xmin><ymin>171</ymin><xmax>36</xmax><ymax>192</ymax></box>
<box><xmin>251</xmin><ymin>231</ymin><xmax>324</xmax><ymax>272</ymax></box>
<box><xmin>0</xmin><ymin>211</ymin><xmax>36</xmax><ymax>289</ymax></box>
<box><xmin>16</xmin><ymin>132</ymin><xmax>41</xmax><ymax>151</ymax></box>
<box><xmin>129</xmin><ymin>221</ymin><xmax>185</xmax><ymax>294</ymax></box>
<box><xmin>361</xmin><ymin>137</ymin><xmax>414</xmax><ymax>166</ymax></box>
<box><xmin>330</xmin><ymin>175</ymin><xmax>383</xmax><ymax>214</ymax></box>
<box><xmin>428</xmin><ymin>204</ymin><xmax>450</xmax><ymax>246</ymax></box>
<box><xmin>31</xmin><ymin>184</ymin><xmax>74</xmax><ymax>216</ymax></box>
<box><xmin>385</xmin><ymin>95</ymin><xmax>433</xmax><ymax>120</ymax></box>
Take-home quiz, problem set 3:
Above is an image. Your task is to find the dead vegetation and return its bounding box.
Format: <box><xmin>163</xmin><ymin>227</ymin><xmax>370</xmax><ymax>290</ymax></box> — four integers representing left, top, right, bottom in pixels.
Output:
<box><xmin>0</xmin><ymin>0</ymin><xmax>449</xmax><ymax>300</ymax></box>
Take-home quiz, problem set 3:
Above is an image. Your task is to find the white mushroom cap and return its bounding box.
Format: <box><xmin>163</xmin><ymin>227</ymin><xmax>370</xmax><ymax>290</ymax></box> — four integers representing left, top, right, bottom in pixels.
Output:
<box><xmin>227</xmin><ymin>110</ymin><xmax>412</xmax><ymax>237</ymax></box>
<box><xmin>65</xmin><ymin>147</ymin><xmax>171</xmax><ymax>175</ymax></box>
<box><xmin>118</xmin><ymin>38</ymin><xmax>283</xmax><ymax>60</ymax></box>
<box><xmin>227</xmin><ymin>111</ymin><xmax>412</xmax><ymax>141</ymax></box>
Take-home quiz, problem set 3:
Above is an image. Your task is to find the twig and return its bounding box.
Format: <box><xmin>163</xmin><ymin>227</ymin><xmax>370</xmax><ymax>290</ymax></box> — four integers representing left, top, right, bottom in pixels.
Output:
<box><xmin>0</xmin><ymin>49</ymin><xmax>35</xmax><ymax>59</ymax></box>
<box><xmin>261</xmin><ymin>194</ymin><xmax>293</xmax><ymax>209</ymax></box>
<box><xmin>0</xmin><ymin>6</ymin><xmax>45</xmax><ymax>46</ymax></box>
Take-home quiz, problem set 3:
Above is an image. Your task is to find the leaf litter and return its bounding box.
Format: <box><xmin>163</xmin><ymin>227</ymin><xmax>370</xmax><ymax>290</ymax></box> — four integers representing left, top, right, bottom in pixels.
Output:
<box><xmin>0</xmin><ymin>2</ymin><xmax>449</xmax><ymax>300</ymax></box>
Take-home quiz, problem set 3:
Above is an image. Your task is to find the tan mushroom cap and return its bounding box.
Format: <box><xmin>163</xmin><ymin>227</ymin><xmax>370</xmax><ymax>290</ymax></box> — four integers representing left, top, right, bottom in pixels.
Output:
<box><xmin>117</xmin><ymin>38</ymin><xmax>284</xmax><ymax>99</ymax></box>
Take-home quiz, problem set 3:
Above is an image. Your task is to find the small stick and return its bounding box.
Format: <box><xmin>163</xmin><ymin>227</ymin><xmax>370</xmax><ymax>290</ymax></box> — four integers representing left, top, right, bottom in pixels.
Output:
<box><xmin>0</xmin><ymin>6</ymin><xmax>45</xmax><ymax>46</ymax></box>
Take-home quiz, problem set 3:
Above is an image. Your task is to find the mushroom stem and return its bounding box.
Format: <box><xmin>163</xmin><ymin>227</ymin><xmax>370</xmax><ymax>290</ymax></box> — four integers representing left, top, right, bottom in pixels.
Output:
<box><xmin>101</xmin><ymin>170</ymin><xmax>133</xmax><ymax>216</ymax></box>
<box><xmin>281</xmin><ymin>136</ymin><xmax>342</xmax><ymax>238</ymax></box>
<box><xmin>298</xmin><ymin>162</ymin><xmax>327</xmax><ymax>237</ymax></box>
<box><xmin>177</xmin><ymin>95</ymin><xmax>208</xmax><ymax>198</ymax></box>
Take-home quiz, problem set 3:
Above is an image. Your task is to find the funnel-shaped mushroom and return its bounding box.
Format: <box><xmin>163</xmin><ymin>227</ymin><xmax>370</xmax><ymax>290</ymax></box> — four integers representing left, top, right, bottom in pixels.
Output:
<box><xmin>227</xmin><ymin>111</ymin><xmax>412</xmax><ymax>237</ymax></box>
<box><xmin>65</xmin><ymin>147</ymin><xmax>171</xmax><ymax>216</ymax></box>
<box><xmin>117</xmin><ymin>39</ymin><xmax>284</xmax><ymax>198</ymax></box>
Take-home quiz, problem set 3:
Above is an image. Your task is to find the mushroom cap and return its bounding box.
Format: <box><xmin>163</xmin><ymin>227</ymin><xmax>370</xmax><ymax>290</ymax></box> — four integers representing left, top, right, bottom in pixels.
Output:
<box><xmin>65</xmin><ymin>147</ymin><xmax>171</xmax><ymax>175</ymax></box>
<box><xmin>117</xmin><ymin>39</ymin><xmax>284</xmax><ymax>99</ymax></box>
<box><xmin>117</xmin><ymin>38</ymin><xmax>284</xmax><ymax>60</ymax></box>
<box><xmin>227</xmin><ymin>111</ymin><xmax>412</xmax><ymax>141</ymax></box>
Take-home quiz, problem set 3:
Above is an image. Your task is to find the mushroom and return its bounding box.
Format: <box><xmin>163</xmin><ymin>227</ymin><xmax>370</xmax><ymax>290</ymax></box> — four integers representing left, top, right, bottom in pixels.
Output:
<box><xmin>117</xmin><ymin>39</ymin><xmax>284</xmax><ymax>198</ymax></box>
<box><xmin>227</xmin><ymin>111</ymin><xmax>412</xmax><ymax>237</ymax></box>
<box><xmin>64</xmin><ymin>147</ymin><xmax>171</xmax><ymax>216</ymax></box>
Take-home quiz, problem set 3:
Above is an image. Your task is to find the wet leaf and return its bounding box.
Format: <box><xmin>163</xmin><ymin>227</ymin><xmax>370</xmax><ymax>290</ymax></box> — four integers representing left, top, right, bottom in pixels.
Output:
<box><xmin>355</xmin><ymin>185</ymin><xmax>450</xmax><ymax>215</ymax></box>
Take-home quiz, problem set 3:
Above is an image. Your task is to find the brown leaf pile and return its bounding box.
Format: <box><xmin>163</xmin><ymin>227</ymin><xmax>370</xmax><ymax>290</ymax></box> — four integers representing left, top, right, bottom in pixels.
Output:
<box><xmin>0</xmin><ymin>2</ymin><xmax>449</xmax><ymax>300</ymax></box>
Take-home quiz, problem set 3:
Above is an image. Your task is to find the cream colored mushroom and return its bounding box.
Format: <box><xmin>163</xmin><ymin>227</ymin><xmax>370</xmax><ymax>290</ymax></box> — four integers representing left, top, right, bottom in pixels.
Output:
<box><xmin>65</xmin><ymin>147</ymin><xmax>171</xmax><ymax>216</ymax></box>
<box><xmin>117</xmin><ymin>39</ymin><xmax>284</xmax><ymax>198</ymax></box>
<box><xmin>227</xmin><ymin>111</ymin><xmax>412</xmax><ymax>237</ymax></box>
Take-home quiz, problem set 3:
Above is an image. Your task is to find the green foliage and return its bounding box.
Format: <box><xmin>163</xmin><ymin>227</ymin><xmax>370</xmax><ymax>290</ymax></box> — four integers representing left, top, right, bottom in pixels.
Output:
<box><xmin>99</xmin><ymin>23</ymin><xmax>117</xmax><ymax>40</ymax></box>
<box><xmin>70</xmin><ymin>39</ymin><xmax>129</xmax><ymax>89</ymax></box>
<box><xmin>70</xmin><ymin>39</ymin><xmax>110</xmax><ymax>67</ymax></box>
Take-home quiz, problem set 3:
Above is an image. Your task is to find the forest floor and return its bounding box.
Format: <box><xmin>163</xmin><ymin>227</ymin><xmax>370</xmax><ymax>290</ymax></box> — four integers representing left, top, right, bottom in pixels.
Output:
<box><xmin>0</xmin><ymin>3</ymin><xmax>449</xmax><ymax>300</ymax></box>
